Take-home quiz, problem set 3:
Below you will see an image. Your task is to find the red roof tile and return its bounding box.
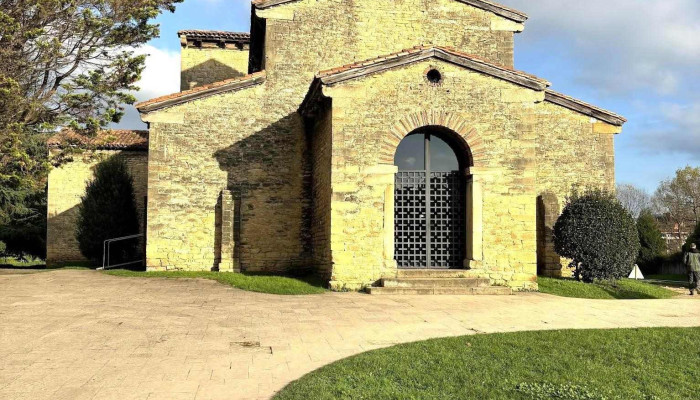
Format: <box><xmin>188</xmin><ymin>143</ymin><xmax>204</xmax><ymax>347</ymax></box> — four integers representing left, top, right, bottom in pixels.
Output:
<box><xmin>48</xmin><ymin>129</ymin><xmax>149</xmax><ymax>151</ymax></box>
<box><xmin>315</xmin><ymin>45</ymin><xmax>550</xmax><ymax>89</ymax></box>
<box><xmin>178</xmin><ymin>30</ymin><xmax>250</xmax><ymax>44</ymax></box>
<box><xmin>136</xmin><ymin>71</ymin><xmax>267</xmax><ymax>112</ymax></box>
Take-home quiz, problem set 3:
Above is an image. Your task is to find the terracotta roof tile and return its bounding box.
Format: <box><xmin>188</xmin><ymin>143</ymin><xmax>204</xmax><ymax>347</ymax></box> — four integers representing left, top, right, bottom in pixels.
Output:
<box><xmin>315</xmin><ymin>46</ymin><xmax>548</xmax><ymax>87</ymax></box>
<box><xmin>178</xmin><ymin>30</ymin><xmax>250</xmax><ymax>44</ymax></box>
<box><xmin>48</xmin><ymin>129</ymin><xmax>149</xmax><ymax>151</ymax></box>
<box><xmin>135</xmin><ymin>71</ymin><xmax>266</xmax><ymax>112</ymax></box>
<box><xmin>304</xmin><ymin>46</ymin><xmax>625</xmax><ymax>125</ymax></box>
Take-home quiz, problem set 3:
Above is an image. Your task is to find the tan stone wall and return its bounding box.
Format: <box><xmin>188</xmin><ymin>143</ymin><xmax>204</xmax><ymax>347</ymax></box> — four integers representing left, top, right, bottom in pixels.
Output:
<box><xmin>533</xmin><ymin>102</ymin><xmax>616</xmax><ymax>277</ymax></box>
<box><xmin>181</xmin><ymin>47</ymin><xmax>249</xmax><ymax>90</ymax></box>
<box><xmin>260</xmin><ymin>0</ymin><xmax>518</xmax><ymax>82</ymax></box>
<box><xmin>46</xmin><ymin>151</ymin><xmax>148</xmax><ymax>266</ymax></box>
<box><xmin>146</xmin><ymin>0</ymin><xmax>520</xmax><ymax>274</ymax></box>
<box><xmin>142</xmin><ymin>0</ymin><xmax>616</xmax><ymax>286</ymax></box>
<box><xmin>144</xmin><ymin>84</ymin><xmax>311</xmax><ymax>272</ymax></box>
<box><xmin>310</xmin><ymin>100</ymin><xmax>333</xmax><ymax>278</ymax></box>
<box><xmin>315</xmin><ymin>59</ymin><xmax>616</xmax><ymax>290</ymax></box>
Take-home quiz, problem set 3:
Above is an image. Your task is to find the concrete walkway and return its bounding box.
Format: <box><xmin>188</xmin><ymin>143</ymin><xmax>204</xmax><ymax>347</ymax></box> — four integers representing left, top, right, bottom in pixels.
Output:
<box><xmin>1</xmin><ymin>270</ymin><xmax>698</xmax><ymax>400</ymax></box>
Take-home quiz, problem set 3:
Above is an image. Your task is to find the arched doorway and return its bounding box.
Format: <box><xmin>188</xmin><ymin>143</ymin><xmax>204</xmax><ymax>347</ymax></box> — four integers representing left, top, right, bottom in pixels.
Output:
<box><xmin>394</xmin><ymin>128</ymin><xmax>468</xmax><ymax>269</ymax></box>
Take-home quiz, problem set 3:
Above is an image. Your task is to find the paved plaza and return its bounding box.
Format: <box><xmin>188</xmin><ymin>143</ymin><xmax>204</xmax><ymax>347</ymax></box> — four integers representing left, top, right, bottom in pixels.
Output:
<box><xmin>1</xmin><ymin>269</ymin><xmax>698</xmax><ymax>400</ymax></box>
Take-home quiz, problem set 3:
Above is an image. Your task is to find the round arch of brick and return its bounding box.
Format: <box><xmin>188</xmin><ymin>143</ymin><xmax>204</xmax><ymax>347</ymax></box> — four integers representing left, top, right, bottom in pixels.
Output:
<box><xmin>379</xmin><ymin>112</ymin><xmax>485</xmax><ymax>167</ymax></box>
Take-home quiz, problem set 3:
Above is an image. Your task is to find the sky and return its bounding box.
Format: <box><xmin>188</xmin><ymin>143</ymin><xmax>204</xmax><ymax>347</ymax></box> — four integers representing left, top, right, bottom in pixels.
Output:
<box><xmin>115</xmin><ymin>0</ymin><xmax>700</xmax><ymax>194</ymax></box>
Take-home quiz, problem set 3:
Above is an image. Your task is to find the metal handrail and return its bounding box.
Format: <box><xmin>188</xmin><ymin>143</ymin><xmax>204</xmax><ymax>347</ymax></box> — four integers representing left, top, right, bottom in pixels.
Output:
<box><xmin>100</xmin><ymin>234</ymin><xmax>144</xmax><ymax>270</ymax></box>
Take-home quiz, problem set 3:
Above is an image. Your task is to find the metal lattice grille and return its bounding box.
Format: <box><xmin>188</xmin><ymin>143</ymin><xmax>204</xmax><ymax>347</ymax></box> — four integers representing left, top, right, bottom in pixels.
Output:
<box><xmin>395</xmin><ymin>172</ymin><xmax>428</xmax><ymax>268</ymax></box>
<box><xmin>395</xmin><ymin>171</ymin><xmax>465</xmax><ymax>269</ymax></box>
<box><xmin>430</xmin><ymin>172</ymin><xmax>465</xmax><ymax>268</ymax></box>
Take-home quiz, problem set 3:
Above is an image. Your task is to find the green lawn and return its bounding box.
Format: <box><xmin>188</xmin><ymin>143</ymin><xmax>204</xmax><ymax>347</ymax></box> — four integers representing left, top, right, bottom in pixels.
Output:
<box><xmin>538</xmin><ymin>277</ymin><xmax>677</xmax><ymax>299</ymax></box>
<box><xmin>275</xmin><ymin>328</ymin><xmax>700</xmax><ymax>400</ymax></box>
<box><xmin>102</xmin><ymin>270</ymin><xmax>327</xmax><ymax>295</ymax></box>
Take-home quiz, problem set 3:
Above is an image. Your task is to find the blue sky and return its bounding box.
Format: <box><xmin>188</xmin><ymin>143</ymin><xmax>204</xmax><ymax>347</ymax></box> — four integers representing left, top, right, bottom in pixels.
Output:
<box><xmin>117</xmin><ymin>0</ymin><xmax>700</xmax><ymax>194</ymax></box>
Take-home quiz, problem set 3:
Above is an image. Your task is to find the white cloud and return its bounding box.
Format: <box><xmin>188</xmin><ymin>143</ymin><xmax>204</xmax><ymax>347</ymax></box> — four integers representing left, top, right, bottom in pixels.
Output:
<box><xmin>112</xmin><ymin>44</ymin><xmax>180</xmax><ymax>129</ymax></box>
<box><xmin>632</xmin><ymin>101</ymin><xmax>700</xmax><ymax>158</ymax></box>
<box><xmin>502</xmin><ymin>0</ymin><xmax>700</xmax><ymax>96</ymax></box>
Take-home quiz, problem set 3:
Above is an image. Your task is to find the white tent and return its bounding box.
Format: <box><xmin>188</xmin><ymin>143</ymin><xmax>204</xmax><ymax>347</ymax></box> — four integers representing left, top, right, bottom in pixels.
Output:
<box><xmin>628</xmin><ymin>264</ymin><xmax>645</xmax><ymax>280</ymax></box>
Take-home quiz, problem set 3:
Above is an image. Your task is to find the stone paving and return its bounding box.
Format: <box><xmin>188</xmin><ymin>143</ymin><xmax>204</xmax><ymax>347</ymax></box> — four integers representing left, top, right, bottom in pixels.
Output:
<box><xmin>1</xmin><ymin>270</ymin><xmax>698</xmax><ymax>400</ymax></box>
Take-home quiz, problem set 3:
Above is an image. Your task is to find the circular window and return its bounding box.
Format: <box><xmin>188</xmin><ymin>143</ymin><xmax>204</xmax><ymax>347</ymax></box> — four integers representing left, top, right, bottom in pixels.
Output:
<box><xmin>426</xmin><ymin>69</ymin><xmax>442</xmax><ymax>84</ymax></box>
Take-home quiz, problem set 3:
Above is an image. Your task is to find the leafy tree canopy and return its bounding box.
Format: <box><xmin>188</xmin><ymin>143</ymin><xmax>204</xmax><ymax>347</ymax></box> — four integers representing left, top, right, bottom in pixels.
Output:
<box><xmin>652</xmin><ymin>166</ymin><xmax>700</xmax><ymax>236</ymax></box>
<box><xmin>0</xmin><ymin>0</ymin><xmax>181</xmax><ymax>258</ymax></box>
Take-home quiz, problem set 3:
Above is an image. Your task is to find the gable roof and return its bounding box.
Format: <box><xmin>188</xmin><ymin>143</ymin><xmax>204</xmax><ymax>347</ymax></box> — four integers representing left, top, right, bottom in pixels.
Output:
<box><xmin>301</xmin><ymin>45</ymin><xmax>626</xmax><ymax>126</ymax></box>
<box><xmin>545</xmin><ymin>90</ymin><xmax>627</xmax><ymax>126</ymax></box>
<box><xmin>316</xmin><ymin>45</ymin><xmax>549</xmax><ymax>89</ymax></box>
<box><xmin>252</xmin><ymin>0</ymin><xmax>528</xmax><ymax>23</ymax></box>
<box><xmin>48</xmin><ymin>129</ymin><xmax>149</xmax><ymax>151</ymax></box>
<box><xmin>136</xmin><ymin>72</ymin><xmax>266</xmax><ymax>113</ymax></box>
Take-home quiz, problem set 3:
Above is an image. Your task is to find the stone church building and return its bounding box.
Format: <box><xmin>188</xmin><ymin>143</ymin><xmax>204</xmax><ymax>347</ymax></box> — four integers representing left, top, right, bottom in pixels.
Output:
<box><xmin>47</xmin><ymin>0</ymin><xmax>626</xmax><ymax>292</ymax></box>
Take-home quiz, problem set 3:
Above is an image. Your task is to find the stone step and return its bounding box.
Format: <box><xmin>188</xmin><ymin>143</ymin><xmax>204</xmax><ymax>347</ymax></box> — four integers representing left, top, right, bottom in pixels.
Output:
<box><xmin>396</xmin><ymin>269</ymin><xmax>475</xmax><ymax>279</ymax></box>
<box><xmin>367</xmin><ymin>286</ymin><xmax>513</xmax><ymax>296</ymax></box>
<box><xmin>381</xmin><ymin>278</ymin><xmax>490</xmax><ymax>289</ymax></box>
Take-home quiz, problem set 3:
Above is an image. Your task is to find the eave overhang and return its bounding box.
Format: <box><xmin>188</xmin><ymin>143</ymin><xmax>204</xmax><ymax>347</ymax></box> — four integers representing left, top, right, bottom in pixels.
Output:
<box><xmin>136</xmin><ymin>72</ymin><xmax>266</xmax><ymax>114</ymax></box>
<box><xmin>545</xmin><ymin>90</ymin><xmax>627</xmax><ymax>127</ymax></box>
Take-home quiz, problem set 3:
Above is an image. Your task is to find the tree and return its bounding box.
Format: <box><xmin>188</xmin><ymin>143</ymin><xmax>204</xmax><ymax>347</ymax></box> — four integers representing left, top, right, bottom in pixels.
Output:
<box><xmin>616</xmin><ymin>183</ymin><xmax>650</xmax><ymax>219</ymax></box>
<box><xmin>553</xmin><ymin>190</ymin><xmax>640</xmax><ymax>282</ymax></box>
<box><xmin>0</xmin><ymin>0</ymin><xmax>181</xmax><ymax>258</ymax></box>
<box><xmin>683</xmin><ymin>221</ymin><xmax>700</xmax><ymax>252</ymax></box>
<box><xmin>636</xmin><ymin>209</ymin><xmax>666</xmax><ymax>270</ymax></box>
<box><xmin>652</xmin><ymin>166</ymin><xmax>700</xmax><ymax>243</ymax></box>
<box><xmin>0</xmin><ymin>127</ymin><xmax>49</xmax><ymax>259</ymax></box>
<box><xmin>76</xmin><ymin>157</ymin><xmax>139</xmax><ymax>263</ymax></box>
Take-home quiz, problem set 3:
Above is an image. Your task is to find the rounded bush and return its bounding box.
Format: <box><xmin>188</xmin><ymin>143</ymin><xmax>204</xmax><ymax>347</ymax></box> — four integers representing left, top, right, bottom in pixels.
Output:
<box><xmin>554</xmin><ymin>190</ymin><xmax>640</xmax><ymax>282</ymax></box>
<box><xmin>76</xmin><ymin>157</ymin><xmax>139</xmax><ymax>265</ymax></box>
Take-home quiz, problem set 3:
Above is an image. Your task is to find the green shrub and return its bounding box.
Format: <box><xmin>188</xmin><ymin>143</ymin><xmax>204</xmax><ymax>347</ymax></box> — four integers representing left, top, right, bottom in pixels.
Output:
<box><xmin>76</xmin><ymin>157</ymin><xmax>139</xmax><ymax>264</ymax></box>
<box><xmin>553</xmin><ymin>189</ymin><xmax>640</xmax><ymax>282</ymax></box>
<box><xmin>636</xmin><ymin>209</ymin><xmax>666</xmax><ymax>272</ymax></box>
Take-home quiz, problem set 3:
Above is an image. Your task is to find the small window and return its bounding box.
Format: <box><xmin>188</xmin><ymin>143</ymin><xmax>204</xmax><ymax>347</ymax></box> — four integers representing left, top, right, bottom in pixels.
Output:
<box><xmin>426</xmin><ymin>69</ymin><xmax>442</xmax><ymax>84</ymax></box>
